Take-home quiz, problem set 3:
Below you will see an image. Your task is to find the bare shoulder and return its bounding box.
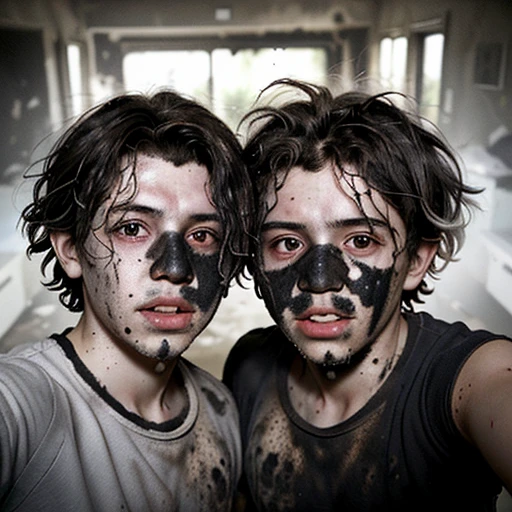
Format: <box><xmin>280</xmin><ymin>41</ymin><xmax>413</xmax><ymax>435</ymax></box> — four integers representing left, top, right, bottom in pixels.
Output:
<box><xmin>452</xmin><ymin>338</ymin><xmax>512</xmax><ymax>490</ymax></box>
<box><xmin>454</xmin><ymin>338</ymin><xmax>512</xmax><ymax>411</ymax></box>
<box><xmin>453</xmin><ymin>338</ymin><xmax>512</xmax><ymax>439</ymax></box>
<box><xmin>456</xmin><ymin>338</ymin><xmax>512</xmax><ymax>387</ymax></box>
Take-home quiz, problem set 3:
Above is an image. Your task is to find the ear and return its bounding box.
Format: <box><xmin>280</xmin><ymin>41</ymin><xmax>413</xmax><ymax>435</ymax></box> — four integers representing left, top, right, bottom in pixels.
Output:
<box><xmin>403</xmin><ymin>241</ymin><xmax>438</xmax><ymax>291</ymax></box>
<box><xmin>50</xmin><ymin>231</ymin><xmax>83</xmax><ymax>279</ymax></box>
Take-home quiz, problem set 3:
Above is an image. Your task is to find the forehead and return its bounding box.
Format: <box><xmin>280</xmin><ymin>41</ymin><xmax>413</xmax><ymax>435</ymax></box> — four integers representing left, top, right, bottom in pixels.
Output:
<box><xmin>108</xmin><ymin>153</ymin><xmax>215</xmax><ymax>215</ymax></box>
<box><xmin>265</xmin><ymin>164</ymin><xmax>404</xmax><ymax>232</ymax></box>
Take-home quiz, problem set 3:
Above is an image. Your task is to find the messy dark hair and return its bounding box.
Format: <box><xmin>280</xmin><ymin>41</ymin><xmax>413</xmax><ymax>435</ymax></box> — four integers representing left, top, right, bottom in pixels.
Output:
<box><xmin>21</xmin><ymin>90</ymin><xmax>251</xmax><ymax>312</ymax></box>
<box><xmin>242</xmin><ymin>79</ymin><xmax>480</xmax><ymax>310</ymax></box>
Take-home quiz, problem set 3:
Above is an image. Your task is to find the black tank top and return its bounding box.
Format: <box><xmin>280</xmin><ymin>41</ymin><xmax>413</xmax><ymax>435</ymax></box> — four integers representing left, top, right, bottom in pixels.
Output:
<box><xmin>223</xmin><ymin>312</ymin><xmax>506</xmax><ymax>512</ymax></box>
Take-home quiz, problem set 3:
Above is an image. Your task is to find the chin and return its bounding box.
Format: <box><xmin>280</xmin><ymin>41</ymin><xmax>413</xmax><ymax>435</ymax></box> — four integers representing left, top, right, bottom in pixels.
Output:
<box><xmin>293</xmin><ymin>336</ymin><xmax>373</xmax><ymax>369</ymax></box>
<box><xmin>293</xmin><ymin>342</ymin><xmax>352</xmax><ymax>366</ymax></box>
<box><xmin>130</xmin><ymin>336</ymin><xmax>193</xmax><ymax>362</ymax></box>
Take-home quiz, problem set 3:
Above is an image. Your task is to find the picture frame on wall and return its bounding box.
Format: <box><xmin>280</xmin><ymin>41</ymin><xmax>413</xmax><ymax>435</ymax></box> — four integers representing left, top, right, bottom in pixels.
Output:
<box><xmin>474</xmin><ymin>41</ymin><xmax>507</xmax><ymax>90</ymax></box>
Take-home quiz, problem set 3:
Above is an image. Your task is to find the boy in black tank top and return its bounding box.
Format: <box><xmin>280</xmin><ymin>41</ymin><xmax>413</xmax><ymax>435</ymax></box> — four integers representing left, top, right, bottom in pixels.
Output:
<box><xmin>224</xmin><ymin>79</ymin><xmax>512</xmax><ymax>511</ymax></box>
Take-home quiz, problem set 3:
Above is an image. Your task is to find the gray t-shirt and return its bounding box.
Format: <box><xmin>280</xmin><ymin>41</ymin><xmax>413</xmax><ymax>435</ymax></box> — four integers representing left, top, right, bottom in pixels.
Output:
<box><xmin>0</xmin><ymin>333</ymin><xmax>241</xmax><ymax>511</ymax></box>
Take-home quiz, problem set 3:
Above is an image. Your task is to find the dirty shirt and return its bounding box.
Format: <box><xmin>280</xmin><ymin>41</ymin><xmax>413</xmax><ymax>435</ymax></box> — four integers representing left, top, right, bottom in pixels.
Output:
<box><xmin>223</xmin><ymin>312</ymin><xmax>506</xmax><ymax>512</ymax></box>
<box><xmin>0</xmin><ymin>333</ymin><xmax>241</xmax><ymax>511</ymax></box>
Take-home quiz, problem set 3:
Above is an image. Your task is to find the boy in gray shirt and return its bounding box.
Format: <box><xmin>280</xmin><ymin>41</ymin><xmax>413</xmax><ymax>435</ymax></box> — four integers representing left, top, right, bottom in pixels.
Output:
<box><xmin>1</xmin><ymin>90</ymin><xmax>251</xmax><ymax>511</ymax></box>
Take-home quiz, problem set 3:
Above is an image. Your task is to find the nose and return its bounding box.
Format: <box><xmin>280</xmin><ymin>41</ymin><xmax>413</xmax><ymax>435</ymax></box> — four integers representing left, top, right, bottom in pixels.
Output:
<box><xmin>297</xmin><ymin>244</ymin><xmax>348</xmax><ymax>293</ymax></box>
<box><xmin>147</xmin><ymin>232</ymin><xmax>194</xmax><ymax>284</ymax></box>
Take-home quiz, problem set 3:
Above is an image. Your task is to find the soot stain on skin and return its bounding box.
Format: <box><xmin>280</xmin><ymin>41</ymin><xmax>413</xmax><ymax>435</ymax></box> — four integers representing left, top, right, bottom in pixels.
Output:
<box><xmin>378</xmin><ymin>358</ymin><xmax>393</xmax><ymax>381</ymax></box>
<box><xmin>332</xmin><ymin>295</ymin><xmax>356</xmax><ymax>316</ymax></box>
<box><xmin>350</xmin><ymin>260</ymin><xmax>394</xmax><ymax>335</ymax></box>
<box><xmin>181</xmin><ymin>252</ymin><xmax>222</xmax><ymax>312</ymax></box>
<box><xmin>296</xmin><ymin>245</ymin><xmax>349</xmax><ymax>293</ymax></box>
<box><xmin>288</xmin><ymin>292</ymin><xmax>312</xmax><ymax>317</ymax></box>
<box><xmin>147</xmin><ymin>231</ymin><xmax>193</xmax><ymax>281</ymax></box>
<box><xmin>323</xmin><ymin>351</ymin><xmax>336</xmax><ymax>365</ymax></box>
<box><xmin>146</xmin><ymin>231</ymin><xmax>222</xmax><ymax>312</ymax></box>
<box><xmin>157</xmin><ymin>339</ymin><xmax>170</xmax><ymax>360</ymax></box>
<box><xmin>105</xmin><ymin>301</ymin><xmax>114</xmax><ymax>319</ymax></box>
<box><xmin>201</xmin><ymin>386</ymin><xmax>227</xmax><ymax>415</ymax></box>
<box><xmin>263</xmin><ymin>243</ymin><xmax>394</xmax><ymax>336</ymax></box>
<box><xmin>112</xmin><ymin>259</ymin><xmax>121</xmax><ymax>284</ymax></box>
<box><xmin>262</xmin><ymin>244</ymin><xmax>349</xmax><ymax>320</ymax></box>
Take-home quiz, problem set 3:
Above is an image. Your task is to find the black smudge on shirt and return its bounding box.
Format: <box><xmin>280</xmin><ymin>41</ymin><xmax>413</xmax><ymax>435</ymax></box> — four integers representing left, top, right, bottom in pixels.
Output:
<box><xmin>211</xmin><ymin>466</ymin><xmax>227</xmax><ymax>502</ymax></box>
<box><xmin>201</xmin><ymin>386</ymin><xmax>227</xmax><ymax>416</ymax></box>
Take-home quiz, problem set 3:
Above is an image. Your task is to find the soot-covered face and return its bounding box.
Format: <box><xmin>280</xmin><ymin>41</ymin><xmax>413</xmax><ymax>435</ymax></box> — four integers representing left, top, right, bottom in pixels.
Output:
<box><xmin>258</xmin><ymin>164</ymin><xmax>415</xmax><ymax>366</ymax></box>
<box><xmin>77</xmin><ymin>154</ymin><xmax>223</xmax><ymax>362</ymax></box>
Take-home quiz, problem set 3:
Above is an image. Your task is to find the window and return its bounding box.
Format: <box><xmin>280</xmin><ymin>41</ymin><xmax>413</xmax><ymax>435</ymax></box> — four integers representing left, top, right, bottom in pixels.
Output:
<box><xmin>210</xmin><ymin>47</ymin><xmax>327</xmax><ymax>129</ymax></box>
<box><xmin>379</xmin><ymin>36</ymin><xmax>408</xmax><ymax>93</ymax></box>
<box><xmin>67</xmin><ymin>43</ymin><xmax>84</xmax><ymax>116</ymax></box>
<box><xmin>123</xmin><ymin>50</ymin><xmax>211</xmax><ymax>101</ymax></box>
<box><xmin>417</xmin><ymin>33</ymin><xmax>444</xmax><ymax>124</ymax></box>
<box><xmin>123</xmin><ymin>46</ymin><xmax>327</xmax><ymax>129</ymax></box>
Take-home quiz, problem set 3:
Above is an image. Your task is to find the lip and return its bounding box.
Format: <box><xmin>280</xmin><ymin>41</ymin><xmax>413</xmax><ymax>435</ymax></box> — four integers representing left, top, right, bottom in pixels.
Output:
<box><xmin>295</xmin><ymin>307</ymin><xmax>353</xmax><ymax>339</ymax></box>
<box><xmin>138</xmin><ymin>297</ymin><xmax>195</xmax><ymax>331</ymax></box>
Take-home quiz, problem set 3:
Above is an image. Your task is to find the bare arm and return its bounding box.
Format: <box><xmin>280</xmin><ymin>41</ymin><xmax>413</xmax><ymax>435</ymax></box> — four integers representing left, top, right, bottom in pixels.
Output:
<box><xmin>453</xmin><ymin>339</ymin><xmax>512</xmax><ymax>492</ymax></box>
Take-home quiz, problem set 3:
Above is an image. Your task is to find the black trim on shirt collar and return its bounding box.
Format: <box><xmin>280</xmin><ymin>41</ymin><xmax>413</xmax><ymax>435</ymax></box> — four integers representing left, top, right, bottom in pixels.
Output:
<box><xmin>276</xmin><ymin>315</ymin><xmax>418</xmax><ymax>436</ymax></box>
<box><xmin>51</xmin><ymin>331</ymin><xmax>189</xmax><ymax>432</ymax></box>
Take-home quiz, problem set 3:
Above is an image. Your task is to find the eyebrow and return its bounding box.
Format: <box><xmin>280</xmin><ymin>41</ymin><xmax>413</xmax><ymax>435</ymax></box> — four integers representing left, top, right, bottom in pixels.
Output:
<box><xmin>262</xmin><ymin>217</ymin><xmax>388</xmax><ymax>232</ymax></box>
<box><xmin>110</xmin><ymin>205</ymin><xmax>221</xmax><ymax>223</ymax></box>
<box><xmin>261</xmin><ymin>221</ymin><xmax>306</xmax><ymax>232</ymax></box>
<box><xmin>191</xmin><ymin>213</ymin><xmax>221</xmax><ymax>223</ymax></box>
<box><xmin>327</xmin><ymin>217</ymin><xmax>389</xmax><ymax>229</ymax></box>
<box><xmin>110</xmin><ymin>204</ymin><xmax>164</xmax><ymax>218</ymax></box>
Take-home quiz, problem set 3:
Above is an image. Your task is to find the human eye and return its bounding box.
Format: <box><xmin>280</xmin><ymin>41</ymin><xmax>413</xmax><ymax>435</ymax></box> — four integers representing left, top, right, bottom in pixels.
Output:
<box><xmin>265</xmin><ymin>235</ymin><xmax>305</xmax><ymax>262</ymax></box>
<box><xmin>275</xmin><ymin>237</ymin><xmax>303</xmax><ymax>253</ymax></box>
<box><xmin>187</xmin><ymin>228</ymin><xmax>221</xmax><ymax>254</ymax></box>
<box><xmin>345</xmin><ymin>233</ymin><xmax>382</xmax><ymax>255</ymax></box>
<box><xmin>113</xmin><ymin>220</ymin><xmax>149</xmax><ymax>240</ymax></box>
<box><xmin>352</xmin><ymin>234</ymin><xmax>373</xmax><ymax>249</ymax></box>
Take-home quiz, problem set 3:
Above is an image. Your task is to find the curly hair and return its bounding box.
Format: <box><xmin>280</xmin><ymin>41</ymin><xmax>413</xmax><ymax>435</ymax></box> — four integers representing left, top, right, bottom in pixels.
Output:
<box><xmin>241</xmin><ymin>79</ymin><xmax>480</xmax><ymax>310</ymax></box>
<box><xmin>21</xmin><ymin>90</ymin><xmax>251</xmax><ymax>312</ymax></box>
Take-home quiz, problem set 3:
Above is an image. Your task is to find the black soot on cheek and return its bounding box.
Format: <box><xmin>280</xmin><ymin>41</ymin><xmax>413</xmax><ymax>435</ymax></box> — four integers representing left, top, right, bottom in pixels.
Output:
<box><xmin>347</xmin><ymin>260</ymin><xmax>394</xmax><ymax>335</ymax></box>
<box><xmin>181</xmin><ymin>251</ymin><xmax>222</xmax><ymax>312</ymax></box>
<box><xmin>262</xmin><ymin>244</ymin><xmax>393</xmax><ymax>337</ymax></box>
<box><xmin>146</xmin><ymin>231</ymin><xmax>222</xmax><ymax>312</ymax></box>
<box><xmin>261</xmin><ymin>263</ymin><xmax>308</xmax><ymax>323</ymax></box>
<box><xmin>261</xmin><ymin>244</ymin><xmax>351</xmax><ymax>321</ymax></box>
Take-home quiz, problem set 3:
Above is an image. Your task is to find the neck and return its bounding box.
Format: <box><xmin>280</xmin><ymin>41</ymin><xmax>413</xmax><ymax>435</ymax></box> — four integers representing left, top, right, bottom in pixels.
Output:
<box><xmin>66</xmin><ymin>319</ymin><xmax>187</xmax><ymax>424</ymax></box>
<box><xmin>288</xmin><ymin>315</ymin><xmax>408</xmax><ymax>428</ymax></box>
